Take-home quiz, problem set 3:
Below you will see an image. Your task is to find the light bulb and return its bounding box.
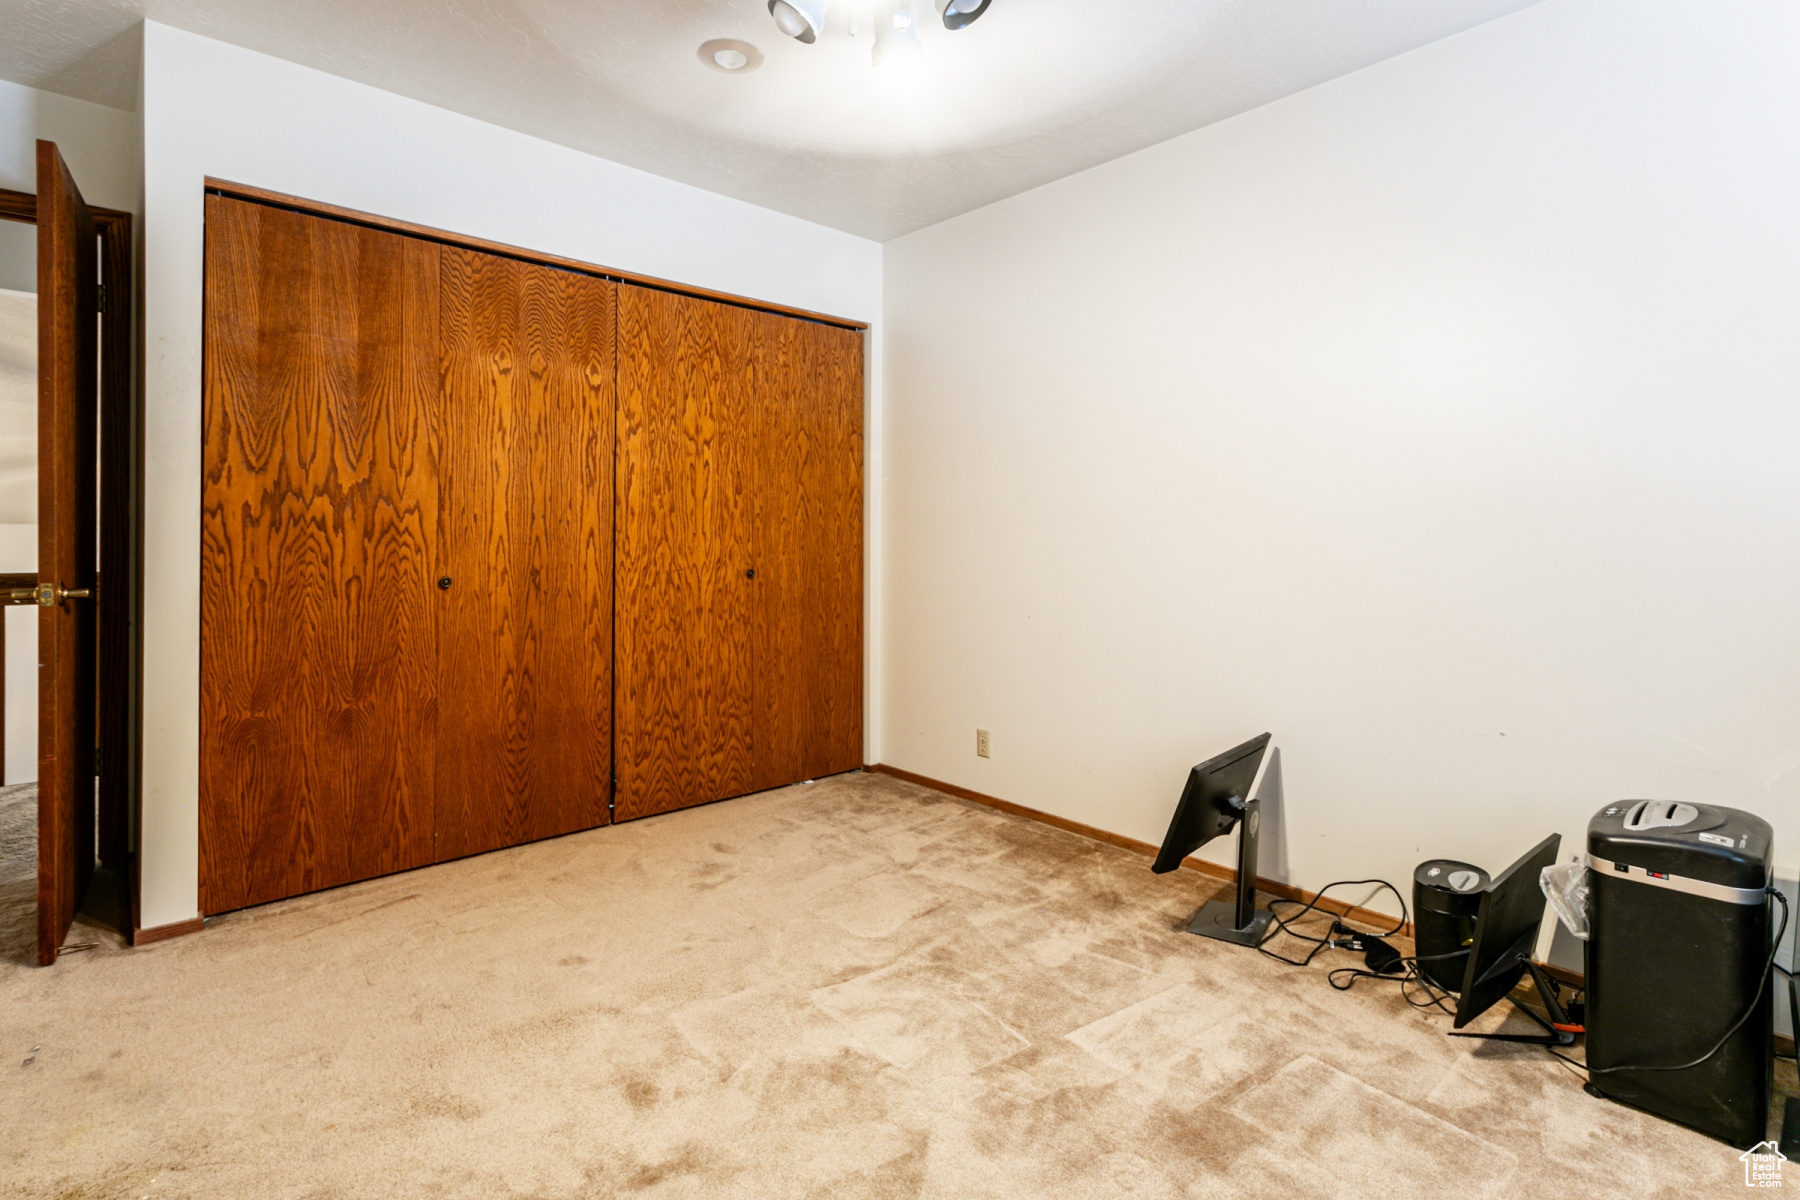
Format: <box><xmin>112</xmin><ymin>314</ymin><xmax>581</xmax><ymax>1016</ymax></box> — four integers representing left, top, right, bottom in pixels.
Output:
<box><xmin>768</xmin><ymin>0</ymin><xmax>829</xmax><ymax>44</ymax></box>
<box><xmin>771</xmin><ymin>2</ymin><xmax>807</xmax><ymax>36</ymax></box>
<box><xmin>872</xmin><ymin>4</ymin><xmax>925</xmax><ymax>85</ymax></box>
<box><xmin>937</xmin><ymin>0</ymin><xmax>990</xmax><ymax>30</ymax></box>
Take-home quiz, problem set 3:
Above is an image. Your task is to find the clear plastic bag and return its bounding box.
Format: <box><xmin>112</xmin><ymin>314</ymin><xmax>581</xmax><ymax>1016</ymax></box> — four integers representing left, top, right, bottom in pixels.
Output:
<box><xmin>1540</xmin><ymin>861</ymin><xmax>1590</xmax><ymax>940</ymax></box>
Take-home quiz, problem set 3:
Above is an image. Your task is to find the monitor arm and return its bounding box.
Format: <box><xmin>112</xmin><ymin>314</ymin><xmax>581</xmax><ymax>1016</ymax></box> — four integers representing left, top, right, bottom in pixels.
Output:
<box><xmin>1183</xmin><ymin>751</ymin><xmax>1279</xmax><ymax>947</ymax></box>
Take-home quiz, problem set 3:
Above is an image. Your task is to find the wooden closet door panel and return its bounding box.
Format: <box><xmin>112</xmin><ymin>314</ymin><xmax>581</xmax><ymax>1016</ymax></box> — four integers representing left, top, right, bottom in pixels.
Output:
<box><xmin>435</xmin><ymin>250</ymin><xmax>614</xmax><ymax>859</ymax></box>
<box><xmin>749</xmin><ymin>316</ymin><xmax>865</xmax><ymax>791</ymax></box>
<box><xmin>200</xmin><ymin>197</ymin><xmax>441</xmax><ymax>915</ymax></box>
<box><xmin>614</xmin><ymin>286</ymin><xmax>754</xmax><ymax>820</ymax></box>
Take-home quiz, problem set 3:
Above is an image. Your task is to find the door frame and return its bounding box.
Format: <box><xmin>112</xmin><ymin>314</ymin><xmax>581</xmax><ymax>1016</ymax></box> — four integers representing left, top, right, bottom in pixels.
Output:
<box><xmin>0</xmin><ymin>185</ymin><xmax>140</xmax><ymax>939</ymax></box>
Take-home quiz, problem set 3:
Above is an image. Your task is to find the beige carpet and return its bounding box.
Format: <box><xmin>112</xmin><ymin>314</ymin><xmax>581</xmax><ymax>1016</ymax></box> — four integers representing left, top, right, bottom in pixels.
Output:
<box><xmin>0</xmin><ymin>782</ymin><xmax>34</xmax><ymax>885</ymax></box>
<box><xmin>1</xmin><ymin>772</ymin><xmax>1792</xmax><ymax>1198</ymax></box>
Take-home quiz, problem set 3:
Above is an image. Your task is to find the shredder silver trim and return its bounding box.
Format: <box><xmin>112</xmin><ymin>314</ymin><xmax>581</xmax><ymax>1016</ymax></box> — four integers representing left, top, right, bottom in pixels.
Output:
<box><xmin>1586</xmin><ymin>854</ymin><xmax>1766</xmax><ymax>905</ymax></box>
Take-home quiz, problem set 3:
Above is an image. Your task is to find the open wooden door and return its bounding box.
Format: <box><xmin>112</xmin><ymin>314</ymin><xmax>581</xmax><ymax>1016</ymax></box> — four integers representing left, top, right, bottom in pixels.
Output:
<box><xmin>36</xmin><ymin>140</ymin><xmax>99</xmax><ymax>965</ymax></box>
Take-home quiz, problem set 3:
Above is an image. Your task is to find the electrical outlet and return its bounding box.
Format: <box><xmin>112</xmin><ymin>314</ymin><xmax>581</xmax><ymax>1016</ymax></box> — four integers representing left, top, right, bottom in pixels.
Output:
<box><xmin>976</xmin><ymin>729</ymin><xmax>991</xmax><ymax>758</ymax></box>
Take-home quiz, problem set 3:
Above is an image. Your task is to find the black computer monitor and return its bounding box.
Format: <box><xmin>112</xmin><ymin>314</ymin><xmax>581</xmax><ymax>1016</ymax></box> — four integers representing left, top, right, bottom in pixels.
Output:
<box><xmin>1153</xmin><ymin>733</ymin><xmax>1272</xmax><ymax>946</ymax></box>
<box><xmin>1448</xmin><ymin>832</ymin><xmax>1574</xmax><ymax>1046</ymax></box>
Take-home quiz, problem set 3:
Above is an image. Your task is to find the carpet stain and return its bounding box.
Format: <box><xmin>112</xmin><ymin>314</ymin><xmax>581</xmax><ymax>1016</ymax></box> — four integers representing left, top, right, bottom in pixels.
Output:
<box><xmin>624</xmin><ymin>1141</ymin><xmax>716</xmax><ymax>1190</ymax></box>
<box><xmin>803</xmin><ymin>1126</ymin><xmax>929</xmax><ymax>1200</ymax></box>
<box><xmin>622</xmin><ymin>1075</ymin><xmax>660</xmax><ymax>1110</ymax></box>
<box><xmin>410</xmin><ymin>1091</ymin><xmax>483</xmax><ymax>1121</ymax></box>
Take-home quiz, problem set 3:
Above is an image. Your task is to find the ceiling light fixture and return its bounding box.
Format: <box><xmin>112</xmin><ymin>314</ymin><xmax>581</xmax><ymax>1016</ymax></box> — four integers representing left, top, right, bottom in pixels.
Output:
<box><xmin>872</xmin><ymin>4</ymin><xmax>925</xmax><ymax>83</ymax></box>
<box><xmin>698</xmin><ymin>38</ymin><xmax>764</xmax><ymax>73</ymax></box>
<box><xmin>761</xmin><ymin>0</ymin><xmax>991</xmax><ymax>78</ymax></box>
<box><xmin>937</xmin><ymin>0</ymin><xmax>990</xmax><ymax>30</ymax></box>
<box><xmin>767</xmin><ymin>0</ymin><xmax>829</xmax><ymax>45</ymax></box>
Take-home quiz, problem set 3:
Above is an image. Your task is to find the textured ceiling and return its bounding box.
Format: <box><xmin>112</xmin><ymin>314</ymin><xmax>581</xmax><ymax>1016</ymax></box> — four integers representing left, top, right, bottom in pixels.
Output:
<box><xmin>0</xmin><ymin>0</ymin><xmax>1544</xmax><ymax>239</ymax></box>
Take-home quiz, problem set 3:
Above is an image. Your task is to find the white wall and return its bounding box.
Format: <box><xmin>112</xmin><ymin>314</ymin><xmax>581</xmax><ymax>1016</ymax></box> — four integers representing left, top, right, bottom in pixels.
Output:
<box><xmin>138</xmin><ymin>22</ymin><xmax>885</xmax><ymax>929</ymax></box>
<box><xmin>882</xmin><ymin>0</ymin><xmax>1800</xmax><ymax>985</ymax></box>
<box><xmin>0</xmin><ymin>78</ymin><xmax>142</xmax><ymax>787</ymax></box>
<box><xmin>0</xmin><ymin>76</ymin><xmax>142</xmax><ymax>291</ymax></box>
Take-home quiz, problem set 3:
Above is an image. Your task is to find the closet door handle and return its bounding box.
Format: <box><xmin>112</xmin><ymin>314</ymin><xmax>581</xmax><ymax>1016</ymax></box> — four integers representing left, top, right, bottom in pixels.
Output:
<box><xmin>745</xmin><ymin>569</ymin><xmax>756</xmax><ymax>580</ymax></box>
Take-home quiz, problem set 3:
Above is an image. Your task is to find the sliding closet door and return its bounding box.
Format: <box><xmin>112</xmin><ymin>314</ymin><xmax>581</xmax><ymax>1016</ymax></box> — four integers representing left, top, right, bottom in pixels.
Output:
<box><xmin>200</xmin><ymin>197</ymin><xmax>441</xmax><ymax>914</ymax></box>
<box><xmin>435</xmin><ymin>251</ymin><xmax>615</xmax><ymax>859</ymax></box>
<box><xmin>614</xmin><ymin>286</ymin><xmax>755</xmax><ymax>820</ymax></box>
<box><xmin>748</xmin><ymin>315</ymin><xmax>864</xmax><ymax>790</ymax></box>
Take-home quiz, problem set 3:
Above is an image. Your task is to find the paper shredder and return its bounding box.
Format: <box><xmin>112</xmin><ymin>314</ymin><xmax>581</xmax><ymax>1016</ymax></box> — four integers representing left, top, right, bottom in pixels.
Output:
<box><xmin>1585</xmin><ymin>800</ymin><xmax>1775</xmax><ymax>1148</ymax></box>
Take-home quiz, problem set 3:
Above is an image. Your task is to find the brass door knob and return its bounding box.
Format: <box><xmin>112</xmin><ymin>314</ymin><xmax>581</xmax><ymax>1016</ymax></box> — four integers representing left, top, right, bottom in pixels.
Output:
<box><xmin>35</xmin><ymin>582</ymin><xmax>93</xmax><ymax>607</ymax></box>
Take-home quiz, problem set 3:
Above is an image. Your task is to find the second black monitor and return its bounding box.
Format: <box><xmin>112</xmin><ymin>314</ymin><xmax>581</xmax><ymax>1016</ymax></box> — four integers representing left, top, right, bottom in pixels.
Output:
<box><xmin>1152</xmin><ymin>733</ymin><xmax>1271</xmax><ymax>874</ymax></box>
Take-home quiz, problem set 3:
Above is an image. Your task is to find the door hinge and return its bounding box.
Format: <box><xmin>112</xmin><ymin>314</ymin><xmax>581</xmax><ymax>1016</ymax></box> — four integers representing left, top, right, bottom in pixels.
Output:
<box><xmin>96</xmin><ymin>285</ymin><xmax>106</xmax><ymax>314</ymax></box>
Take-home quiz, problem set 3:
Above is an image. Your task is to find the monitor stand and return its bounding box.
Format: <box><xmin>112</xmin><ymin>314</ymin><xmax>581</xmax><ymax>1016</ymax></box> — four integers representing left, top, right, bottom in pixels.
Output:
<box><xmin>1446</xmin><ymin>960</ymin><xmax>1577</xmax><ymax>1046</ymax></box>
<box><xmin>1185</xmin><ymin>750</ymin><xmax>1277</xmax><ymax>946</ymax></box>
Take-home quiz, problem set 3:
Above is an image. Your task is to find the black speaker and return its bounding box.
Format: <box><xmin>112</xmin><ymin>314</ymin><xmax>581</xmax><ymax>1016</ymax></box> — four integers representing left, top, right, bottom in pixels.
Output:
<box><xmin>1412</xmin><ymin>859</ymin><xmax>1490</xmax><ymax>992</ymax></box>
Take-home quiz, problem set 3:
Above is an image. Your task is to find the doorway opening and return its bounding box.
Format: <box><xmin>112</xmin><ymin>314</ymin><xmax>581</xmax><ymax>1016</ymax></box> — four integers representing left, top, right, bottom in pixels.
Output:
<box><xmin>0</xmin><ymin>208</ymin><xmax>39</xmax><ymax>956</ymax></box>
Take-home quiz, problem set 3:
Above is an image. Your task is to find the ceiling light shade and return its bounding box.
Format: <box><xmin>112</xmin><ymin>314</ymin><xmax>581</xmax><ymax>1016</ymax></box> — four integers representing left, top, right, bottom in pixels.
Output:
<box><xmin>768</xmin><ymin>0</ymin><xmax>828</xmax><ymax>44</ymax></box>
<box><xmin>937</xmin><ymin>0</ymin><xmax>990</xmax><ymax>30</ymax></box>
<box><xmin>697</xmin><ymin>38</ymin><xmax>764</xmax><ymax>73</ymax></box>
